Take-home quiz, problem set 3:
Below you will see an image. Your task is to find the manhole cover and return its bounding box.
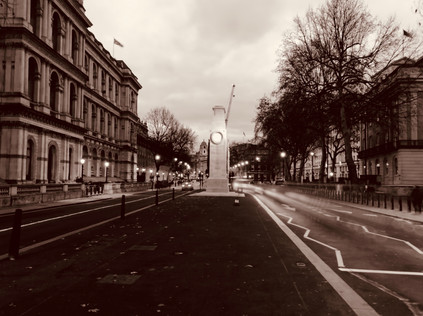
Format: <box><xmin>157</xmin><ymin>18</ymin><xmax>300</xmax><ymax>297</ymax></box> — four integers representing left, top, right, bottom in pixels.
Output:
<box><xmin>97</xmin><ymin>274</ymin><xmax>141</xmax><ymax>285</ymax></box>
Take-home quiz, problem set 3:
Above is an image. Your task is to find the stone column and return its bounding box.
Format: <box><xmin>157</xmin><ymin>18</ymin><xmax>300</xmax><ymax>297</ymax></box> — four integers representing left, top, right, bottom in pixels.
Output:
<box><xmin>207</xmin><ymin>106</ymin><xmax>229</xmax><ymax>193</ymax></box>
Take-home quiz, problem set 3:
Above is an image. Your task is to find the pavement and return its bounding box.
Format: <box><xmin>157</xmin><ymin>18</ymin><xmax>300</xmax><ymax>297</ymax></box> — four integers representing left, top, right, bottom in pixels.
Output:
<box><xmin>0</xmin><ymin>187</ymin><xmax>421</xmax><ymax>315</ymax></box>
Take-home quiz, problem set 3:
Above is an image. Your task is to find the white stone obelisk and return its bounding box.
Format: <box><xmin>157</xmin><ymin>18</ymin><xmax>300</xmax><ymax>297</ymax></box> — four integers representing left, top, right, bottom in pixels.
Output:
<box><xmin>207</xmin><ymin>105</ymin><xmax>229</xmax><ymax>193</ymax></box>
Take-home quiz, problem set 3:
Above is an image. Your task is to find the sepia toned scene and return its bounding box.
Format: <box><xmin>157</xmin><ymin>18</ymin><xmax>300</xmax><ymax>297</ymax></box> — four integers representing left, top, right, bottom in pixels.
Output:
<box><xmin>1</xmin><ymin>0</ymin><xmax>423</xmax><ymax>315</ymax></box>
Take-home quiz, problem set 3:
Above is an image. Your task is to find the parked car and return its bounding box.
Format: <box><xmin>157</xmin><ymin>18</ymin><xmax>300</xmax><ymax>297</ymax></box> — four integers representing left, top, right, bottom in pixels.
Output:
<box><xmin>182</xmin><ymin>181</ymin><xmax>194</xmax><ymax>191</ymax></box>
<box><xmin>274</xmin><ymin>179</ymin><xmax>285</xmax><ymax>185</ymax></box>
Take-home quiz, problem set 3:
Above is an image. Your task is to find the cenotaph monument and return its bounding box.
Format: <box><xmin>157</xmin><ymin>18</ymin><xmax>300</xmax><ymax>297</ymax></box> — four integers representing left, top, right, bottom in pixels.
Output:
<box><xmin>206</xmin><ymin>105</ymin><xmax>229</xmax><ymax>193</ymax></box>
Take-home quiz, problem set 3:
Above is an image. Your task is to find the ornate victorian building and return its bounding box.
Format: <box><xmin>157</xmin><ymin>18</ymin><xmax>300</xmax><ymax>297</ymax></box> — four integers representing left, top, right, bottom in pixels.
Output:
<box><xmin>0</xmin><ymin>0</ymin><xmax>143</xmax><ymax>184</ymax></box>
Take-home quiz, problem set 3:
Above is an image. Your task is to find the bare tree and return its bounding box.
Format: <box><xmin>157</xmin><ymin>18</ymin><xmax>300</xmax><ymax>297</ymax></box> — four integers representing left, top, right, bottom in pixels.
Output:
<box><xmin>144</xmin><ymin>107</ymin><xmax>197</xmax><ymax>170</ymax></box>
<box><xmin>278</xmin><ymin>0</ymin><xmax>419</xmax><ymax>183</ymax></box>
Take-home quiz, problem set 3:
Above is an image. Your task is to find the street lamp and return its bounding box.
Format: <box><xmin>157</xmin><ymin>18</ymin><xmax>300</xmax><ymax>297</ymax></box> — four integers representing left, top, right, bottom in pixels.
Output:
<box><xmin>80</xmin><ymin>158</ymin><xmax>85</xmax><ymax>182</ymax></box>
<box><xmin>280</xmin><ymin>151</ymin><xmax>286</xmax><ymax>179</ymax></box>
<box><xmin>310</xmin><ymin>152</ymin><xmax>314</xmax><ymax>182</ymax></box>
<box><xmin>104</xmin><ymin>161</ymin><xmax>109</xmax><ymax>182</ymax></box>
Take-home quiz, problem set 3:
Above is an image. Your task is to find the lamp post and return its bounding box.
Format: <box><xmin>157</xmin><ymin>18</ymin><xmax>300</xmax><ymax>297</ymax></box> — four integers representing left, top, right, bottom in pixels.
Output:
<box><xmin>104</xmin><ymin>161</ymin><xmax>109</xmax><ymax>183</ymax></box>
<box><xmin>280</xmin><ymin>151</ymin><xmax>286</xmax><ymax>179</ymax></box>
<box><xmin>80</xmin><ymin>158</ymin><xmax>85</xmax><ymax>183</ymax></box>
<box><xmin>310</xmin><ymin>152</ymin><xmax>314</xmax><ymax>182</ymax></box>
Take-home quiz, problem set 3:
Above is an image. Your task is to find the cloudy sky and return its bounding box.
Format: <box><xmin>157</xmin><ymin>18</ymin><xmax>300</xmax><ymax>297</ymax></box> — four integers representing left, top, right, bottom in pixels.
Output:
<box><xmin>84</xmin><ymin>0</ymin><xmax>421</xmax><ymax>149</ymax></box>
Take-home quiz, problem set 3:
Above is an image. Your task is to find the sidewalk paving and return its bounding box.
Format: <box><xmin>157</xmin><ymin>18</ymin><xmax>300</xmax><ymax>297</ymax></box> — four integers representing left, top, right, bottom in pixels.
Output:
<box><xmin>0</xmin><ymin>188</ymin><xmax>418</xmax><ymax>315</ymax></box>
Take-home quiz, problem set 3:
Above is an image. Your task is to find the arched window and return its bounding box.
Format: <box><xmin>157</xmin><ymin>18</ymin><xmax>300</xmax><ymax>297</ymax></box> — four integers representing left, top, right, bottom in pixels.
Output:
<box><xmin>28</xmin><ymin>57</ymin><xmax>39</xmax><ymax>104</ymax></box>
<box><xmin>47</xmin><ymin>145</ymin><xmax>57</xmax><ymax>183</ymax></box>
<box><xmin>26</xmin><ymin>140</ymin><xmax>34</xmax><ymax>181</ymax></box>
<box><xmin>69</xmin><ymin>82</ymin><xmax>76</xmax><ymax>117</ymax></box>
<box><xmin>49</xmin><ymin>72</ymin><xmax>59</xmax><ymax>113</ymax></box>
<box><xmin>52</xmin><ymin>12</ymin><xmax>61</xmax><ymax>52</ymax></box>
<box><xmin>71</xmin><ymin>30</ymin><xmax>78</xmax><ymax>64</ymax></box>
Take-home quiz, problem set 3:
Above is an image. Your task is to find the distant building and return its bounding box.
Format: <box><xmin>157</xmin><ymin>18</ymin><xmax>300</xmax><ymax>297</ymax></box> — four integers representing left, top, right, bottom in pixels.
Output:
<box><xmin>0</xmin><ymin>0</ymin><xmax>143</xmax><ymax>184</ymax></box>
<box><xmin>230</xmin><ymin>143</ymin><xmax>272</xmax><ymax>182</ymax></box>
<box><xmin>193</xmin><ymin>140</ymin><xmax>208</xmax><ymax>177</ymax></box>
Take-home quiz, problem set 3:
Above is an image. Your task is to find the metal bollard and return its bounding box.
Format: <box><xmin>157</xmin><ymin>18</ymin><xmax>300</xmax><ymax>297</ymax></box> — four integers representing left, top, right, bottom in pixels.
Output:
<box><xmin>121</xmin><ymin>195</ymin><xmax>126</xmax><ymax>220</ymax></box>
<box><xmin>155</xmin><ymin>189</ymin><xmax>159</xmax><ymax>206</ymax></box>
<box><xmin>8</xmin><ymin>209</ymin><xmax>23</xmax><ymax>260</ymax></box>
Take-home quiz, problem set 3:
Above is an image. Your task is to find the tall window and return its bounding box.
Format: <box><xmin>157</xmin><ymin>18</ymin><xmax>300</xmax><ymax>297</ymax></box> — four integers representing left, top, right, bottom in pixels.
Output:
<box><xmin>47</xmin><ymin>145</ymin><xmax>57</xmax><ymax>182</ymax></box>
<box><xmin>28</xmin><ymin>57</ymin><xmax>39</xmax><ymax>104</ymax></box>
<box><xmin>71</xmin><ymin>30</ymin><xmax>78</xmax><ymax>64</ymax></box>
<box><xmin>115</xmin><ymin>83</ymin><xmax>119</xmax><ymax>103</ymax></box>
<box><xmin>69</xmin><ymin>83</ymin><xmax>76</xmax><ymax>118</ymax></box>
<box><xmin>30</xmin><ymin>0</ymin><xmax>38</xmax><ymax>34</ymax></box>
<box><xmin>68</xmin><ymin>147</ymin><xmax>73</xmax><ymax>180</ymax></box>
<box><xmin>91</xmin><ymin>104</ymin><xmax>96</xmax><ymax>131</ymax></box>
<box><xmin>52</xmin><ymin>12</ymin><xmax>61</xmax><ymax>52</ymax></box>
<box><xmin>26</xmin><ymin>140</ymin><xmax>34</xmax><ymax>181</ymax></box>
<box><xmin>49</xmin><ymin>72</ymin><xmax>59</xmax><ymax>113</ymax></box>
<box><xmin>92</xmin><ymin>63</ymin><xmax>98</xmax><ymax>90</ymax></box>
<box><xmin>101</xmin><ymin>70</ymin><xmax>106</xmax><ymax>95</ymax></box>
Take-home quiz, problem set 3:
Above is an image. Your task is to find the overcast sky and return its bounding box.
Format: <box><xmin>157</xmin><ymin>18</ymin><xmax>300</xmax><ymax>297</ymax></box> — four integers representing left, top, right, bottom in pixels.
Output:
<box><xmin>84</xmin><ymin>0</ymin><xmax>421</xmax><ymax>149</ymax></box>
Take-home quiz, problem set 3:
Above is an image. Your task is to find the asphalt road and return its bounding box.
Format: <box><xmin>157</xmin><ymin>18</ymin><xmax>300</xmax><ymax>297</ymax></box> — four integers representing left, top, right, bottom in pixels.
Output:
<box><xmin>0</xmin><ymin>189</ymin><xmax>187</xmax><ymax>259</ymax></box>
<box><xmin>250</xmin><ymin>185</ymin><xmax>423</xmax><ymax>316</ymax></box>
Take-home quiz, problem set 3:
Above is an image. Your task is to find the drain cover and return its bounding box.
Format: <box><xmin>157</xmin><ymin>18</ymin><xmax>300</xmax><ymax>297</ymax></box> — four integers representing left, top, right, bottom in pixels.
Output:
<box><xmin>97</xmin><ymin>274</ymin><xmax>141</xmax><ymax>285</ymax></box>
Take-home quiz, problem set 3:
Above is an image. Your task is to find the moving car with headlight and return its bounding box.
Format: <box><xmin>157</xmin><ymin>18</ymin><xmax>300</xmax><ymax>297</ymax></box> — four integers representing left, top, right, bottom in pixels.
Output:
<box><xmin>182</xmin><ymin>181</ymin><xmax>194</xmax><ymax>191</ymax></box>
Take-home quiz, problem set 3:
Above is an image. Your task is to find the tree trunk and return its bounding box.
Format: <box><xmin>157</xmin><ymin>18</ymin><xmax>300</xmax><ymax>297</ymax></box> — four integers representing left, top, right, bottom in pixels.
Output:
<box><xmin>319</xmin><ymin>135</ymin><xmax>326</xmax><ymax>183</ymax></box>
<box><xmin>340</xmin><ymin>104</ymin><xmax>358</xmax><ymax>183</ymax></box>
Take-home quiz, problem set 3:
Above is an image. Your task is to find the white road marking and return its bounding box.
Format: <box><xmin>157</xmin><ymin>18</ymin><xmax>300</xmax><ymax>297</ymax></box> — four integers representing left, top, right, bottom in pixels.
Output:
<box><xmin>329</xmin><ymin>209</ymin><xmax>352</xmax><ymax>214</ymax></box>
<box><xmin>0</xmin><ymin>192</ymin><xmax>192</xmax><ymax>261</ymax></box>
<box><xmin>253</xmin><ymin>195</ymin><xmax>379</xmax><ymax>316</ymax></box>
<box><xmin>256</xmin><ymin>194</ymin><xmax>423</xmax><ymax>276</ymax></box>
<box><xmin>0</xmin><ymin>193</ymin><xmax>169</xmax><ymax>233</ymax></box>
<box><xmin>340</xmin><ymin>268</ymin><xmax>423</xmax><ymax>276</ymax></box>
<box><xmin>363</xmin><ymin>214</ymin><xmax>378</xmax><ymax>217</ymax></box>
<box><xmin>280</xmin><ymin>204</ymin><xmax>296</xmax><ymax>211</ymax></box>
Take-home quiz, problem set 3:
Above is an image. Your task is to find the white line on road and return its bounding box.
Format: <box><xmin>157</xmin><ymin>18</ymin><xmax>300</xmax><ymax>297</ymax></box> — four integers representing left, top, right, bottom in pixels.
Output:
<box><xmin>253</xmin><ymin>194</ymin><xmax>379</xmax><ymax>316</ymax></box>
<box><xmin>0</xmin><ymin>192</ymin><xmax>191</xmax><ymax>261</ymax></box>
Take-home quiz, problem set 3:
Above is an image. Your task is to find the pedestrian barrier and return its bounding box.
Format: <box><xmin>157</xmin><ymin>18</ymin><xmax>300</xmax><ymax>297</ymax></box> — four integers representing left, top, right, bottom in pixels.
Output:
<box><xmin>291</xmin><ymin>185</ymin><xmax>414</xmax><ymax>213</ymax></box>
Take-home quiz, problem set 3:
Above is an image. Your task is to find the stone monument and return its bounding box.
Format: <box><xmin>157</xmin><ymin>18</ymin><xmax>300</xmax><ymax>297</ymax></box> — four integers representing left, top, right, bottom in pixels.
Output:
<box><xmin>207</xmin><ymin>105</ymin><xmax>229</xmax><ymax>193</ymax></box>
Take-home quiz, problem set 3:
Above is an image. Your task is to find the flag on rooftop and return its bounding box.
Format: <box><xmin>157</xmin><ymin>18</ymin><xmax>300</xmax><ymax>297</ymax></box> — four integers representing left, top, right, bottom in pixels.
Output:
<box><xmin>403</xmin><ymin>30</ymin><xmax>413</xmax><ymax>38</ymax></box>
<box><xmin>113</xmin><ymin>38</ymin><xmax>124</xmax><ymax>47</ymax></box>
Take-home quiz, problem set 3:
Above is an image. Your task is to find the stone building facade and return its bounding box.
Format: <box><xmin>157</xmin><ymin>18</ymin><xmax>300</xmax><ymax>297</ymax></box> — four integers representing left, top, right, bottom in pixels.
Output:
<box><xmin>358</xmin><ymin>57</ymin><xmax>423</xmax><ymax>186</ymax></box>
<box><xmin>0</xmin><ymin>0</ymin><xmax>143</xmax><ymax>184</ymax></box>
